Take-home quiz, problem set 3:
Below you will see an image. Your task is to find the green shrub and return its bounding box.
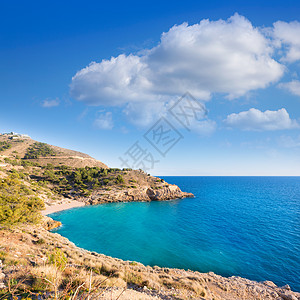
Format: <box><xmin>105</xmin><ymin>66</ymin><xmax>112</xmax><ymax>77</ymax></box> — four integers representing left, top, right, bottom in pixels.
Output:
<box><xmin>103</xmin><ymin>179</ymin><xmax>109</xmax><ymax>185</ymax></box>
<box><xmin>35</xmin><ymin>238</ymin><xmax>45</xmax><ymax>245</ymax></box>
<box><xmin>4</xmin><ymin>157</ymin><xmax>20</xmax><ymax>166</ymax></box>
<box><xmin>0</xmin><ymin>176</ymin><xmax>44</xmax><ymax>226</ymax></box>
<box><xmin>0</xmin><ymin>141</ymin><xmax>11</xmax><ymax>151</ymax></box>
<box><xmin>21</xmin><ymin>160</ymin><xmax>40</xmax><ymax>167</ymax></box>
<box><xmin>116</xmin><ymin>175</ymin><xmax>124</xmax><ymax>184</ymax></box>
<box><xmin>48</xmin><ymin>248</ymin><xmax>67</xmax><ymax>271</ymax></box>
<box><xmin>24</xmin><ymin>142</ymin><xmax>56</xmax><ymax>159</ymax></box>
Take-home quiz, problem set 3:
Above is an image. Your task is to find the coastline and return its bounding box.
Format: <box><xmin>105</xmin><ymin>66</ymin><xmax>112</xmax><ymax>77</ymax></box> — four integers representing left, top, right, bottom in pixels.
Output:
<box><xmin>41</xmin><ymin>187</ymin><xmax>299</xmax><ymax>297</ymax></box>
<box><xmin>5</xmin><ymin>220</ymin><xmax>299</xmax><ymax>299</ymax></box>
<box><xmin>4</xmin><ymin>195</ymin><xmax>297</xmax><ymax>298</ymax></box>
<box><xmin>42</xmin><ymin>200</ymin><xmax>86</xmax><ymax>215</ymax></box>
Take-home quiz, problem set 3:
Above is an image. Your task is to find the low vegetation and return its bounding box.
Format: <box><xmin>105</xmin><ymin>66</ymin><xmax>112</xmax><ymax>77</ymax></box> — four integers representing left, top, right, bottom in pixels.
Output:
<box><xmin>24</xmin><ymin>142</ymin><xmax>56</xmax><ymax>159</ymax></box>
<box><xmin>0</xmin><ymin>226</ymin><xmax>211</xmax><ymax>300</ymax></box>
<box><xmin>0</xmin><ymin>141</ymin><xmax>11</xmax><ymax>152</ymax></box>
<box><xmin>0</xmin><ymin>175</ymin><xmax>44</xmax><ymax>226</ymax></box>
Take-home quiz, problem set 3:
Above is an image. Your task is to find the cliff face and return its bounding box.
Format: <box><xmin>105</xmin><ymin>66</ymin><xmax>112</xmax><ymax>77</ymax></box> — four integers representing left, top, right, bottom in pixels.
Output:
<box><xmin>83</xmin><ymin>184</ymin><xmax>194</xmax><ymax>205</ymax></box>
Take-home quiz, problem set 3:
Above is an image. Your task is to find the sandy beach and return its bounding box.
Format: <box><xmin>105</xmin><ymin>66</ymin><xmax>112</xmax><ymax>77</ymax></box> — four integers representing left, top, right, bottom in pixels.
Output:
<box><xmin>42</xmin><ymin>200</ymin><xmax>85</xmax><ymax>215</ymax></box>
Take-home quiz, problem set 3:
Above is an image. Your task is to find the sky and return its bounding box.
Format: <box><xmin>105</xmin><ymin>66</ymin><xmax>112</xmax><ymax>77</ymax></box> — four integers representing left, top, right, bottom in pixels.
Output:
<box><xmin>1</xmin><ymin>0</ymin><xmax>300</xmax><ymax>175</ymax></box>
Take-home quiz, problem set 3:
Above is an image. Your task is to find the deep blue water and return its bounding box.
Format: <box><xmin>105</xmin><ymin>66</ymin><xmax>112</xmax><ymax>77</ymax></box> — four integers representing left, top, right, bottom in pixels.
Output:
<box><xmin>50</xmin><ymin>176</ymin><xmax>300</xmax><ymax>291</ymax></box>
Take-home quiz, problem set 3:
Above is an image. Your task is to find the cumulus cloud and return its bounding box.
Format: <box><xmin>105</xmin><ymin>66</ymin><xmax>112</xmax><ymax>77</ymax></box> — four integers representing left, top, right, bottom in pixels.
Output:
<box><xmin>41</xmin><ymin>98</ymin><xmax>60</xmax><ymax>108</ymax></box>
<box><xmin>93</xmin><ymin>112</ymin><xmax>113</xmax><ymax>130</ymax></box>
<box><xmin>224</xmin><ymin>108</ymin><xmax>299</xmax><ymax>131</ymax></box>
<box><xmin>273</xmin><ymin>20</ymin><xmax>300</xmax><ymax>62</ymax></box>
<box><xmin>70</xmin><ymin>14</ymin><xmax>284</xmax><ymax>107</ymax></box>
<box><xmin>279</xmin><ymin>80</ymin><xmax>300</xmax><ymax>96</ymax></box>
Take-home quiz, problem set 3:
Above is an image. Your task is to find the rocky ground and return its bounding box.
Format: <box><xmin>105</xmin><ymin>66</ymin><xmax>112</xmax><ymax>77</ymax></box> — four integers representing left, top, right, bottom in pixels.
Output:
<box><xmin>0</xmin><ymin>225</ymin><xmax>299</xmax><ymax>299</ymax></box>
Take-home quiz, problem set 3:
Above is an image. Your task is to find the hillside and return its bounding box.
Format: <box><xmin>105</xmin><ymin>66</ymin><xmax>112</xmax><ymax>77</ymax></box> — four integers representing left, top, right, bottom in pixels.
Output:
<box><xmin>0</xmin><ymin>133</ymin><xmax>299</xmax><ymax>299</ymax></box>
<box><xmin>0</xmin><ymin>134</ymin><xmax>108</xmax><ymax>169</ymax></box>
<box><xmin>0</xmin><ymin>134</ymin><xmax>192</xmax><ymax>214</ymax></box>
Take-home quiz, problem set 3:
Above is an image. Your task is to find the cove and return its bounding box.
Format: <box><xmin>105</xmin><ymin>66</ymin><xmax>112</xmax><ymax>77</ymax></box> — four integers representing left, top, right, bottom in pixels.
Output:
<box><xmin>50</xmin><ymin>176</ymin><xmax>300</xmax><ymax>292</ymax></box>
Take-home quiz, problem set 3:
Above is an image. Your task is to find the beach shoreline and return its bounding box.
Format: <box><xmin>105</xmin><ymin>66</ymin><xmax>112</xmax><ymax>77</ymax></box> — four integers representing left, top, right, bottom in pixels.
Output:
<box><xmin>42</xmin><ymin>200</ymin><xmax>85</xmax><ymax>215</ymax></box>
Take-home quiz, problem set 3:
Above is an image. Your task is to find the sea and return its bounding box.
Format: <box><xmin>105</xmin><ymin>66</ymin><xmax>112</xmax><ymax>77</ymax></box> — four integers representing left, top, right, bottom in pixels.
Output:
<box><xmin>50</xmin><ymin>176</ymin><xmax>300</xmax><ymax>291</ymax></box>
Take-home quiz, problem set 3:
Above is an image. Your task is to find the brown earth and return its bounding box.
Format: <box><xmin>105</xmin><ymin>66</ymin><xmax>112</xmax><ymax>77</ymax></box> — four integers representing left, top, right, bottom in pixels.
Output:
<box><xmin>0</xmin><ymin>135</ymin><xmax>108</xmax><ymax>169</ymax></box>
<box><xmin>0</xmin><ymin>225</ymin><xmax>299</xmax><ymax>299</ymax></box>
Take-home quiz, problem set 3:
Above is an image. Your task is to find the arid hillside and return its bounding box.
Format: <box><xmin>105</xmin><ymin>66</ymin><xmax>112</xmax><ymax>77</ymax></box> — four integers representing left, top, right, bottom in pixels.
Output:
<box><xmin>0</xmin><ymin>134</ymin><xmax>108</xmax><ymax>169</ymax></box>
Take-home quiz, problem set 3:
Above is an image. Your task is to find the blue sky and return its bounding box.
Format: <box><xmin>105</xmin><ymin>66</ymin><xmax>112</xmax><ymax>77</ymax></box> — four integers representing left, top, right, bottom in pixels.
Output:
<box><xmin>1</xmin><ymin>0</ymin><xmax>300</xmax><ymax>175</ymax></box>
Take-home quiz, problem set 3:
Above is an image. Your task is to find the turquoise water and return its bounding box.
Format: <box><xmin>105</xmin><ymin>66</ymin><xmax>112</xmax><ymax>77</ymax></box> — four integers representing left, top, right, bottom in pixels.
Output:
<box><xmin>50</xmin><ymin>176</ymin><xmax>300</xmax><ymax>291</ymax></box>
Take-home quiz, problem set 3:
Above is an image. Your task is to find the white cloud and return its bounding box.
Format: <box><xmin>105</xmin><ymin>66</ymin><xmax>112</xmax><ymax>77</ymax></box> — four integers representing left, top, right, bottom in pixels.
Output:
<box><xmin>273</xmin><ymin>20</ymin><xmax>300</xmax><ymax>62</ymax></box>
<box><xmin>70</xmin><ymin>14</ymin><xmax>284</xmax><ymax>107</ymax></box>
<box><xmin>123</xmin><ymin>101</ymin><xmax>167</xmax><ymax>127</ymax></box>
<box><xmin>224</xmin><ymin>108</ymin><xmax>299</xmax><ymax>131</ymax></box>
<box><xmin>93</xmin><ymin>112</ymin><xmax>113</xmax><ymax>130</ymax></box>
<box><xmin>122</xmin><ymin>97</ymin><xmax>215</xmax><ymax>133</ymax></box>
<box><xmin>278</xmin><ymin>135</ymin><xmax>300</xmax><ymax>148</ymax></box>
<box><xmin>279</xmin><ymin>80</ymin><xmax>300</xmax><ymax>96</ymax></box>
<box><xmin>190</xmin><ymin>119</ymin><xmax>217</xmax><ymax>136</ymax></box>
<box><xmin>41</xmin><ymin>98</ymin><xmax>60</xmax><ymax>108</ymax></box>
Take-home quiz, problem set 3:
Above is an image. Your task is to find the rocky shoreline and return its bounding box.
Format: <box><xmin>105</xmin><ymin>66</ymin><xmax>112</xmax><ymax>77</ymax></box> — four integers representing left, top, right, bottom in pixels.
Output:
<box><xmin>41</xmin><ymin>191</ymin><xmax>300</xmax><ymax>299</ymax></box>
<box><xmin>43</xmin><ymin>183</ymin><xmax>194</xmax><ymax>229</ymax></box>
<box><xmin>81</xmin><ymin>183</ymin><xmax>194</xmax><ymax>205</ymax></box>
<box><xmin>1</xmin><ymin>224</ymin><xmax>299</xmax><ymax>300</ymax></box>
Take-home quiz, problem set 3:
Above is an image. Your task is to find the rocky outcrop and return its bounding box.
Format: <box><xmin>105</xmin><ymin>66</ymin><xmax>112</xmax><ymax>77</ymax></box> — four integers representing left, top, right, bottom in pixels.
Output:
<box><xmin>42</xmin><ymin>216</ymin><xmax>62</xmax><ymax>230</ymax></box>
<box><xmin>83</xmin><ymin>184</ymin><xmax>194</xmax><ymax>205</ymax></box>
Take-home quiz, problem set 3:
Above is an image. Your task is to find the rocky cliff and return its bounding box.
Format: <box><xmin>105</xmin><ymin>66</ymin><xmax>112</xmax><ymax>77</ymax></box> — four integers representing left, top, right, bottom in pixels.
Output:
<box><xmin>84</xmin><ymin>184</ymin><xmax>194</xmax><ymax>205</ymax></box>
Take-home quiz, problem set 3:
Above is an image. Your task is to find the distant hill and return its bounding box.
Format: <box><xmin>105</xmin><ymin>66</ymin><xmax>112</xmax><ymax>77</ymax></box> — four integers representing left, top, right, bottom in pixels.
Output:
<box><xmin>0</xmin><ymin>134</ymin><xmax>108</xmax><ymax>169</ymax></box>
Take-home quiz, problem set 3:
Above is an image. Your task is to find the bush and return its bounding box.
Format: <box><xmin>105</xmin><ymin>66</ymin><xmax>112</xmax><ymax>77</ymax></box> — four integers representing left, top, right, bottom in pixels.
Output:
<box><xmin>24</xmin><ymin>142</ymin><xmax>56</xmax><ymax>159</ymax></box>
<box><xmin>21</xmin><ymin>160</ymin><xmax>40</xmax><ymax>167</ymax></box>
<box><xmin>35</xmin><ymin>238</ymin><xmax>45</xmax><ymax>245</ymax></box>
<box><xmin>4</xmin><ymin>157</ymin><xmax>20</xmax><ymax>166</ymax></box>
<box><xmin>103</xmin><ymin>179</ymin><xmax>109</xmax><ymax>185</ymax></box>
<box><xmin>0</xmin><ymin>176</ymin><xmax>44</xmax><ymax>226</ymax></box>
<box><xmin>116</xmin><ymin>175</ymin><xmax>124</xmax><ymax>184</ymax></box>
<box><xmin>48</xmin><ymin>248</ymin><xmax>67</xmax><ymax>271</ymax></box>
<box><xmin>0</xmin><ymin>141</ymin><xmax>11</xmax><ymax>151</ymax></box>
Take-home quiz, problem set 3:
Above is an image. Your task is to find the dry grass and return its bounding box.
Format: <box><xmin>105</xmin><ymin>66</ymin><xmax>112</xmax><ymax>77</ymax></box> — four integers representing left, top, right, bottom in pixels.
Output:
<box><xmin>1</xmin><ymin>222</ymin><xmax>296</xmax><ymax>300</ymax></box>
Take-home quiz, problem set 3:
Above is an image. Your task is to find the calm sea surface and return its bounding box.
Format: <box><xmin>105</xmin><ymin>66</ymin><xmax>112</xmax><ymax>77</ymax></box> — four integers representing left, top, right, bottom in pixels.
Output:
<box><xmin>50</xmin><ymin>176</ymin><xmax>300</xmax><ymax>291</ymax></box>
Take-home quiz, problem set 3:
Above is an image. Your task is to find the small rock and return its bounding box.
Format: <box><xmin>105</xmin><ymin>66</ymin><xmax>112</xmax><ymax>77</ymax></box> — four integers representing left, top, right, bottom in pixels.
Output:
<box><xmin>280</xmin><ymin>292</ymin><xmax>298</xmax><ymax>300</ymax></box>
<box><xmin>270</xmin><ymin>291</ymin><xmax>278</xmax><ymax>297</ymax></box>
<box><xmin>282</xmin><ymin>284</ymin><xmax>291</xmax><ymax>291</ymax></box>
<box><xmin>263</xmin><ymin>280</ymin><xmax>277</xmax><ymax>288</ymax></box>
<box><xmin>0</xmin><ymin>273</ymin><xmax>5</xmax><ymax>280</ymax></box>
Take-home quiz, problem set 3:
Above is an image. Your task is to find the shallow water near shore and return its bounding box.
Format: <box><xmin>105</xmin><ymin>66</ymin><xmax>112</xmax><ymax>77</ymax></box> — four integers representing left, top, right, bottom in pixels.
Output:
<box><xmin>50</xmin><ymin>176</ymin><xmax>300</xmax><ymax>291</ymax></box>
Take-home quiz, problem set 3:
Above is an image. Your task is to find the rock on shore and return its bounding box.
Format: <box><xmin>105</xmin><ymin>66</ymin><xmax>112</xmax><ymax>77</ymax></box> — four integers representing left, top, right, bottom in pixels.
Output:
<box><xmin>82</xmin><ymin>184</ymin><xmax>194</xmax><ymax>205</ymax></box>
